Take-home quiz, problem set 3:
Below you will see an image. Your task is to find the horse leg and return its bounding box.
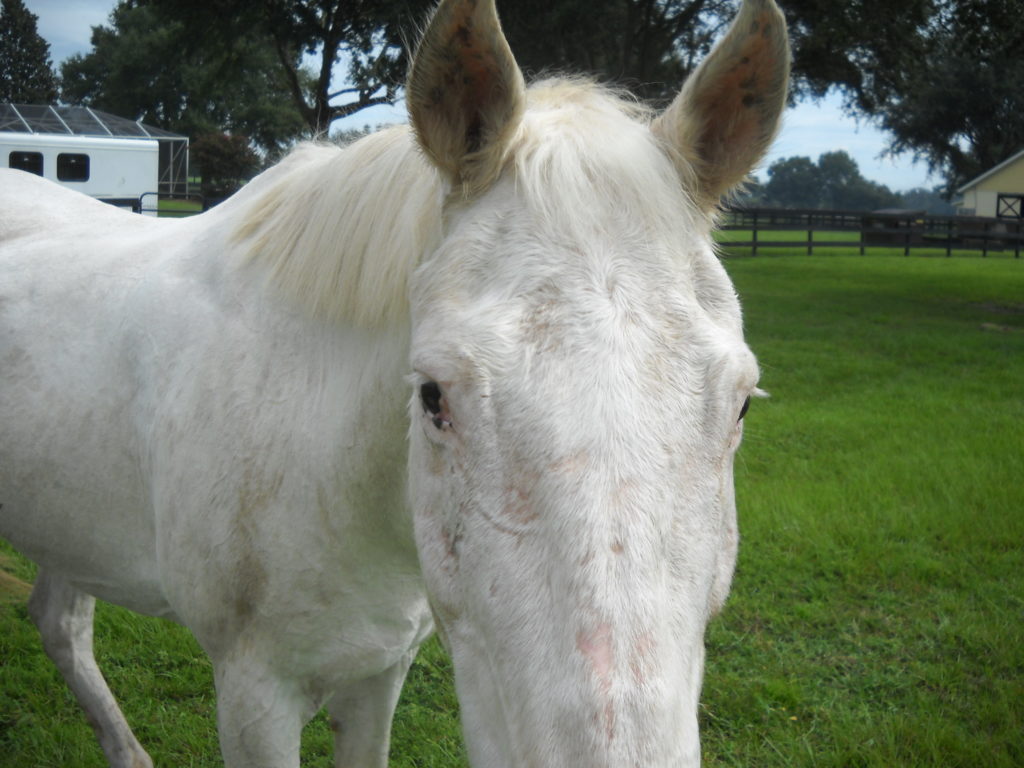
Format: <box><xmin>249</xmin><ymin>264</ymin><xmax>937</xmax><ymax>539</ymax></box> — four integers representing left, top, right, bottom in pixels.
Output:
<box><xmin>27</xmin><ymin>569</ymin><xmax>153</xmax><ymax>768</ymax></box>
<box><xmin>212</xmin><ymin>655</ymin><xmax>306</xmax><ymax>768</ymax></box>
<box><xmin>326</xmin><ymin>650</ymin><xmax>418</xmax><ymax>768</ymax></box>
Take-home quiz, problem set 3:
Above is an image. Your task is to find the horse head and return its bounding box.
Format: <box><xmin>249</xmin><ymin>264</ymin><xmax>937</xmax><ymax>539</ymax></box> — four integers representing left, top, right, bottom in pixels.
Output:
<box><xmin>405</xmin><ymin>0</ymin><xmax>789</xmax><ymax>764</ymax></box>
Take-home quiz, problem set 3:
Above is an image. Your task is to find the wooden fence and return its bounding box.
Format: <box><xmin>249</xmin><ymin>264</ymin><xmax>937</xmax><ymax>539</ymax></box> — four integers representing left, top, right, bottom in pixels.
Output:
<box><xmin>720</xmin><ymin>207</ymin><xmax>1023</xmax><ymax>258</ymax></box>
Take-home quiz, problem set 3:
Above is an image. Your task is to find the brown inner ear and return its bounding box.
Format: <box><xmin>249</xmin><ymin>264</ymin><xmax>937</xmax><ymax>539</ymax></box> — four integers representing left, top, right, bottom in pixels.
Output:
<box><xmin>695</xmin><ymin>12</ymin><xmax>780</xmax><ymax>178</ymax></box>
<box><xmin>409</xmin><ymin>0</ymin><xmax>525</xmax><ymax>190</ymax></box>
<box><xmin>443</xmin><ymin>12</ymin><xmax>507</xmax><ymax>154</ymax></box>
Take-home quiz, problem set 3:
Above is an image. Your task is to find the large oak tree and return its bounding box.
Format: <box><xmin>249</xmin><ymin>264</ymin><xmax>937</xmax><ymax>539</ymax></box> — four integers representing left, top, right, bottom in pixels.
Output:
<box><xmin>142</xmin><ymin>0</ymin><xmax>434</xmax><ymax>136</ymax></box>
<box><xmin>783</xmin><ymin>0</ymin><xmax>1023</xmax><ymax>190</ymax></box>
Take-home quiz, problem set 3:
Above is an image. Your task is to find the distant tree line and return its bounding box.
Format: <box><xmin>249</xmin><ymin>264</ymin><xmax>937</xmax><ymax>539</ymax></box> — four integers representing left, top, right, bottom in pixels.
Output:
<box><xmin>2</xmin><ymin>0</ymin><xmax>1021</xmax><ymax>198</ymax></box>
<box><xmin>739</xmin><ymin>151</ymin><xmax>954</xmax><ymax>214</ymax></box>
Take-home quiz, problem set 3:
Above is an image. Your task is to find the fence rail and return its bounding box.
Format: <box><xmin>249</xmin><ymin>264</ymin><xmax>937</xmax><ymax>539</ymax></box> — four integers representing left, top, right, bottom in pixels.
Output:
<box><xmin>720</xmin><ymin>207</ymin><xmax>1023</xmax><ymax>258</ymax></box>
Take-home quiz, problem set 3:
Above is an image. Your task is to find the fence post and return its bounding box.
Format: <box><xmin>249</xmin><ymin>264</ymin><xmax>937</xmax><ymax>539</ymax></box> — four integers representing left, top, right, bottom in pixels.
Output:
<box><xmin>752</xmin><ymin>209</ymin><xmax>758</xmax><ymax>256</ymax></box>
<box><xmin>946</xmin><ymin>217</ymin><xmax>953</xmax><ymax>257</ymax></box>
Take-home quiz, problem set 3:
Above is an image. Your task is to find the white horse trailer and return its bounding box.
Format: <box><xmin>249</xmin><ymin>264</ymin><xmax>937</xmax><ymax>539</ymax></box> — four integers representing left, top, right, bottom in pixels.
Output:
<box><xmin>2</xmin><ymin>133</ymin><xmax>160</xmax><ymax>215</ymax></box>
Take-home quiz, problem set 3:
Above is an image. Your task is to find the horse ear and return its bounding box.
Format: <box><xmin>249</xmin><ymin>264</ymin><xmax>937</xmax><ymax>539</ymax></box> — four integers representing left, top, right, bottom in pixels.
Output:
<box><xmin>407</xmin><ymin>0</ymin><xmax>526</xmax><ymax>194</ymax></box>
<box><xmin>651</xmin><ymin>0</ymin><xmax>790</xmax><ymax>211</ymax></box>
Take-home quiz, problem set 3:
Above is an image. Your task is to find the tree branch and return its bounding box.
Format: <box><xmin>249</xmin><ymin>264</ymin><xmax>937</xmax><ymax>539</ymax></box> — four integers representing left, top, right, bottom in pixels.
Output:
<box><xmin>271</xmin><ymin>33</ymin><xmax>316</xmax><ymax>132</ymax></box>
<box><xmin>327</xmin><ymin>86</ymin><xmax>364</xmax><ymax>100</ymax></box>
<box><xmin>329</xmin><ymin>95</ymin><xmax>395</xmax><ymax>122</ymax></box>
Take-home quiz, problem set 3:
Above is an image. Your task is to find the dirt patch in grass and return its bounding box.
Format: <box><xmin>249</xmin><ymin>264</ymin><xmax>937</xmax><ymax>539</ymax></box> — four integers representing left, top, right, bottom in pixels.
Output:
<box><xmin>981</xmin><ymin>322</ymin><xmax>1024</xmax><ymax>334</ymax></box>
<box><xmin>0</xmin><ymin>552</ymin><xmax>32</xmax><ymax>603</ymax></box>
<box><xmin>973</xmin><ymin>301</ymin><xmax>1024</xmax><ymax>315</ymax></box>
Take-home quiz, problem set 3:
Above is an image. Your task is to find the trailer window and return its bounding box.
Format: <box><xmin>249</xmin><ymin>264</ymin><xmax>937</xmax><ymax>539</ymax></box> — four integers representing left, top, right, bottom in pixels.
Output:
<box><xmin>9</xmin><ymin>151</ymin><xmax>43</xmax><ymax>175</ymax></box>
<box><xmin>57</xmin><ymin>153</ymin><xmax>90</xmax><ymax>182</ymax></box>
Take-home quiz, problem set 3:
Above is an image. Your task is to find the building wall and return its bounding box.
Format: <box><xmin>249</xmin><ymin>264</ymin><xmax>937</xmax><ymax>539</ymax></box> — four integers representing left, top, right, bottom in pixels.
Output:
<box><xmin>957</xmin><ymin>155</ymin><xmax>1024</xmax><ymax>217</ymax></box>
<box><xmin>977</xmin><ymin>157</ymin><xmax>1024</xmax><ymax>192</ymax></box>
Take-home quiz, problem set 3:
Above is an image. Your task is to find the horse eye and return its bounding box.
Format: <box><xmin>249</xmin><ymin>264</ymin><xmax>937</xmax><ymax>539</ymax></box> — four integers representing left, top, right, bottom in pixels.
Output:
<box><xmin>420</xmin><ymin>381</ymin><xmax>442</xmax><ymax>415</ymax></box>
<box><xmin>738</xmin><ymin>396</ymin><xmax>751</xmax><ymax>421</ymax></box>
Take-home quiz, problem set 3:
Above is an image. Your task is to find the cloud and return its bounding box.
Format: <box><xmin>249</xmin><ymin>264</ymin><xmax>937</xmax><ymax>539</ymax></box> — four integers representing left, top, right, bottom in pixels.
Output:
<box><xmin>26</xmin><ymin>0</ymin><xmax>114</xmax><ymax>65</ymax></box>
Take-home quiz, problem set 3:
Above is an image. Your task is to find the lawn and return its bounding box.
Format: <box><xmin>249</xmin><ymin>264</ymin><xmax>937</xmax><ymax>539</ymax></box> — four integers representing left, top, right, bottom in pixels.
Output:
<box><xmin>1</xmin><ymin>254</ymin><xmax>1022</xmax><ymax>766</ymax></box>
<box><xmin>701</xmin><ymin>255</ymin><xmax>1023</xmax><ymax>767</ymax></box>
<box><xmin>158</xmin><ymin>198</ymin><xmax>204</xmax><ymax>217</ymax></box>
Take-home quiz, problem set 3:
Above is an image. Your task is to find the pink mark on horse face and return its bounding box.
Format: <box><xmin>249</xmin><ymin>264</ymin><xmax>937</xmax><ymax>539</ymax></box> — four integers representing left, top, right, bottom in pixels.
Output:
<box><xmin>548</xmin><ymin>449</ymin><xmax>590</xmax><ymax>475</ymax></box>
<box><xmin>577</xmin><ymin>623</ymin><xmax>614</xmax><ymax>687</ymax></box>
<box><xmin>630</xmin><ymin>630</ymin><xmax>657</xmax><ymax>686</ymax></box>
<box><xmin>577</xmin><ymin>622</ymin><xmax>616</xmax><ymax>740</ymax></box>
<box><xmin>502</xmin><ymin>483</ymin><xmax>538</xmax><ymax>523</ymax></box>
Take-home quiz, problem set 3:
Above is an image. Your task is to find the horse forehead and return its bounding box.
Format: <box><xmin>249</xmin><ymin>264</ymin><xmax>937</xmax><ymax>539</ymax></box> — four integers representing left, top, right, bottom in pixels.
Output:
<box><xmin>416</xmin><ymin>235</ymin><xmax>746</xmax><ymax>389</ymax></box>
<box><xmin>413</xmin><ymin>106</ymin><xmax>746</xmax><ymax>381</ymax></box>
<box><xmin>428</xmin><ymin>199</ymin><xmax>705</xmax><ymax>317</ymax></box>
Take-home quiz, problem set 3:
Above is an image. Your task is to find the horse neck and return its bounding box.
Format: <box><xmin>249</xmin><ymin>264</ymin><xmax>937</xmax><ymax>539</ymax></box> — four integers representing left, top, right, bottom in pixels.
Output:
<box><xmin>186</xmin><ymin>132</ymin><xmax>442</xmax><ymax>541</ymax></box>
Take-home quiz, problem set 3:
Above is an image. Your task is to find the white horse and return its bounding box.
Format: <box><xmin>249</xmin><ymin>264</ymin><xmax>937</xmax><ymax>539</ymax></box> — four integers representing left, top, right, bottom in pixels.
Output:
<box><xmin>0</xmin><ymin>0</ymin><xmax>789</xmax><ymax>765</ymax></box>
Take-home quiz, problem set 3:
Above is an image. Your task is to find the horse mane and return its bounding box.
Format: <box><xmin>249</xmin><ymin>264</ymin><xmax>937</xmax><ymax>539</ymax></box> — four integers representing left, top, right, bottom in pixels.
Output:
<box><xmin>511</xmin><ymin>78</ymin><xmax>706</xmax><ymax>249</ymax></box>
<box><xmin>231</xmin><ymin>80</ymin><xmax>707</xmax><ymax>329</ymax></box>
<box><xmin>232</xmin><ymin>127</ymin><xmax>444</xmax><ymax>328</ymax></box>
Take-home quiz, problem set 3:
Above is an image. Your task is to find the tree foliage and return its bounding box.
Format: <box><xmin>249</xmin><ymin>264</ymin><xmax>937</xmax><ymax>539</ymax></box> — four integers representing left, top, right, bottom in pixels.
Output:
<box><xmin>190</xmin><ymin>132</ymin><xmax>262</xmax><ymax>202</ymax></box>
<box><xmin>0</xmin><ymin>0</ymin><xmax>57</xmax><ymax>103</ymax></box>
<box><xmin>51</xmin><ymin>0</ymin><xmax>1021</xmax><ymax>192</ymax></box>
<box><xmin>782</xmin><ymin>0</ymin><xmax>1024</xmax><ymax>191</ymax></box>
<box><xmin>501</xmin><ymin>0</ymin><xmax>1021</xmax><ymax>192</ymax></box>
<box><xmin>759</xmin><ymin>156</ymin><xmax>821</xmax><ymax>209</ymax></box>
<box><xmin>499</xmin><ymin>0</ymin><xmax>733</xmax><ymax>103</ymax></box>
<box><xmin>760</xmin><ymin>151</ymin><xmax>902</xmax><ymax>211</ymax></box>
<box><xmin>60</xmin><ymin>2</ymin><xmax>308</xmax><ymax>153</ymax></box>
<box><xmin>143</xmin><ymin>0</ymin><xmax>433</xmax><ymax>136</ymax></box>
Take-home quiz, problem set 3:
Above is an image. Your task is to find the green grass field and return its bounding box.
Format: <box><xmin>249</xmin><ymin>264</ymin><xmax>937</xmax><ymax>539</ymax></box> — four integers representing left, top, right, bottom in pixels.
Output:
<box><xmin>158</xmin><ymin>198</ymin><xmax>204</xmax><ymax>217</ymax></box>
<box><xmin>2</xmin><ymin>254</ymin><xmax>1022</xmax><ymax>766</ymax></box>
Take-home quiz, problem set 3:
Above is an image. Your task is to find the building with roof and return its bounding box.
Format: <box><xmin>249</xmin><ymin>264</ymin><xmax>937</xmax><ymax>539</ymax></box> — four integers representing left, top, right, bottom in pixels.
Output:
<box><xmin>955</xmin><ymin>148</ymin><xmax>1024</xmax><ymax>219</ymax></box>
<box><xmin>1</xmin><ymin>103</ymin><xmax>189</xmax><ymax>199</ymax></box>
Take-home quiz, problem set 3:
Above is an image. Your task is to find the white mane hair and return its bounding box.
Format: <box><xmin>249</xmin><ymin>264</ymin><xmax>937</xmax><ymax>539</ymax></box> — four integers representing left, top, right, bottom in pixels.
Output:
<box><xmin>232</xmin><ymin>127</ymin><xmax>445</xmax><ymax>328</ymax></box>
<box><xmin>510</xmin><ymin>79</ymin><xmax>707</xmax><ymax>249</ymax></box>
<box><xmin>232</xmin><ymin>79</ymin><xmax>714</xmax><ymax>329</ymax></box>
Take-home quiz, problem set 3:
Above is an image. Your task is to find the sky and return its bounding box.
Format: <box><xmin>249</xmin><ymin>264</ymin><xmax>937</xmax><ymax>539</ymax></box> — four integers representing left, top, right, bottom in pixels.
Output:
<box><xmin>26</xmin><ymin>0</ymin><xmax>935</xmax><ymax>192</ymax></box>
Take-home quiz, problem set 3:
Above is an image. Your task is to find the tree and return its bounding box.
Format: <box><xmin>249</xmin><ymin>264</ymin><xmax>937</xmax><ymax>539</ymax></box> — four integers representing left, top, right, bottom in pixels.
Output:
<box><xmin>150</xmin><ymin>0</ymin><xmax>733</xmax><ymax>132</ymax></box>
<box><xmin>780</xmin><ymin>0</ymin><xmax>1024</xmax><ymax>191</ymax></box>
<box><xmin>762</xmin><ymin>151</ymin><xmax>900</xmax><ymax>211</ymax></box>
<box><xmin>898</xmin><ymin>187</ymin><xmax>955</xmax><ymax>215</ymax></box>
<box><xmin>817</xmin><ymin>150</ymin><xmax>900</xmax><ymax>210</ymax></box>
<box><xmin>871</xmin><ymin>0</ymin><xmax>1023</xmax><ymax>191</ymax></box>
<box><xmin>495</xmin><ymin>0</ymin><xmax>1020</xmax><ymax>191</ymax></box>
<box><xmin>762</xmin><ymin>156</ymin><xmax>821</xmax><ymax>209</ymax></box>
<box><xmin>61</xmin><ymin>2</ymin><xmax>308</xmax><ymax>153</ymax></box>
<box><xmin>499</xmin><ymin>0</ymin><xmax>734</xmax><ymax>103</ymax></box>
<box><xmin>144</xmin><ymin>0</ymin><xmax>434</xmax><ymax>136</ymax></box>
<box><xmin>57</xmin><ymin>0</ymin><xmax>1020</xmax><ymax>192</ymax></box>
<box><xmin>191</xmin><ymin>132</ymin><xmax>262</xmax><ymax>202</ymax></box>
<box><xmin>0</xmin><ymin>0</ymin><xmax>58</xmax><ymax>103</ymax></box>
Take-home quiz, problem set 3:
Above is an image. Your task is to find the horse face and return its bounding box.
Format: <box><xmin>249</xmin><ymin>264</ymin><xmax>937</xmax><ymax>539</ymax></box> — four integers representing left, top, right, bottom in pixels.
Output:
<box><xmin>406</xmin><ymin>1</ymin><xmax>788</xmax><ymax>765</ymax></box>
<box><xmin>407</xmin><ymin>189</ymin><xmax>757</xmax><ymax>765</ymax></box>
